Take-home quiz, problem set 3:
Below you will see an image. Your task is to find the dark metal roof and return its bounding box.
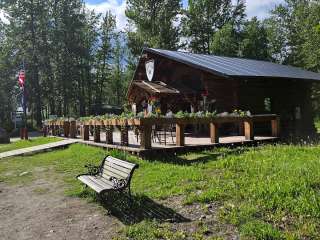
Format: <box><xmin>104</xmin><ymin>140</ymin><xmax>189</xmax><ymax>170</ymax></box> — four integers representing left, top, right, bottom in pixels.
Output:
<box><xmin>146</xmin><ymin>48</ymin><xmax>320</xmax><ymax>81</ymax></box>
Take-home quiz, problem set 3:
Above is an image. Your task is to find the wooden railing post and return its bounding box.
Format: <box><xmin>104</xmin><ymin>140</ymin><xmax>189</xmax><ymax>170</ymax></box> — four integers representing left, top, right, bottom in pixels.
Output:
<box><xmin>63</xmin><ymin>121</ymin><xmax>70</xmax><ymax>138</ymax></box>
<box><xmin>210</xmin><ymin>122</ymin><xmax>219</xmax><ymax>144</ymax></box>
<box><xmin>51</xmin><ymin>124</ymin><xmax>55</xmax><ymax>136</ymax></box>
<box><xmin>140</xmin><ymin>124</ymin><xmax>152</xmax><ymax>149</ymax></box>
<box><xmin>70</xmin><ymin>121</ymin><xmax>77</xmax><ymax>138</ymax></box>
<box><xmin>43</xmin><ymin>125</ymin><xmax>48</xmax><ymax>137</ymax></box>
<box><xmin>106</xmin><ymin>126</ymin><xmax>113</xmax><ymax>144</ymax></box>
<box><xmin>82</xmin><ymin>125</ymin><xmax>89</xmax><ymax>141</ymax></box>
<box><xmin>244</xmin><ymin>119</ymin><xmax>254</xmax><ymax>140</ymax></box>
<box><xmin>94</xmin><ymin>126</ymin><xmax>101</xmax><ymax>143</ymax></box>
<box><xmin>55</xmin><ymin>125</ymin><xmax>60</xmax><ymax>136</ymax></box>
<box><xmin>120</xmin><ymin>126</ymin><xmax>129</xmax><ymax>146</ymax></box>
<box><xmin>271</xmin><ymin>117</ymin><xmax>280</xmax><ymax>137</ymax></box>
<box><xmin>176</xmin><ymin>123</ymin><xmax>185</xmax><ymax>146</ymax></box>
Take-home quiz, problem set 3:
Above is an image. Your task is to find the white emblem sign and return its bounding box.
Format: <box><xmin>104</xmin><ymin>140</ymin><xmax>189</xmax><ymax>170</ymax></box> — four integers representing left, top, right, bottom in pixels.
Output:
<box><xmin>145</xmin><ymin>59</ymin><xmax>155</xmax><ymax>82</ymax></box>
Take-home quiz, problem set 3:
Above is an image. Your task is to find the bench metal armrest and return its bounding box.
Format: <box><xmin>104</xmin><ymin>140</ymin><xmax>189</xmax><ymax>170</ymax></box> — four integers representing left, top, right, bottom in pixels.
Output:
<box><xmin>109</xmin><ymin>176</ymin><xmax>128</xmax><ymax>190</ymax></box>
<box><xmin>84</xmin><ymin>164</ymin><xmax>101</xmax><ymax>175</ymax></box>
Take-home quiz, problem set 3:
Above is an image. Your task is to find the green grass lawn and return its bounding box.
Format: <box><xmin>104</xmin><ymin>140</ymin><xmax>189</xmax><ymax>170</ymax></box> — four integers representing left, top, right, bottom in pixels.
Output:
<box><xmin>0</xmin><ymin>137</ymin><xmax>62</xmax><ymax>153</ymax></box>
<box><xmin>1</xmin><ymin>143</ymin><xmax>320</xmax><ymax>239</ymax></box>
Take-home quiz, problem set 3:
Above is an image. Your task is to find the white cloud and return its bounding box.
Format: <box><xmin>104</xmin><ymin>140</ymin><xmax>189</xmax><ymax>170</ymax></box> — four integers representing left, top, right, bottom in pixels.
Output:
<box><xmin>86</xmin><ymin>0</ymin><xmax>127</xmax><ymax>30</ymax></box>
<box><xmin>0</xmin><ymin>10</ymin><xmax>9</xmax><ymax>24</ymax></box>
<box><xmin>245</xmin><ymin>0</ymin><xmax>285</xmax><ymax>19</ymax></box>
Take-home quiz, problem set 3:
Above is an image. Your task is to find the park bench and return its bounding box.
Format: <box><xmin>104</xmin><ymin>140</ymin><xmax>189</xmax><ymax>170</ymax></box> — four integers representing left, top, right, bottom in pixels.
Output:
<box><xmin>77</xmin><ymin>156</ymin><xmax>139</xmax><ymax>197</ymax></box>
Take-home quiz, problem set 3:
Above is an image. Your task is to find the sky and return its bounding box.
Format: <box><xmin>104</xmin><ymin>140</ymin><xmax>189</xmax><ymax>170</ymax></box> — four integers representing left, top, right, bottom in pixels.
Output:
<box><xmin>86</xmin><ymin>0</ymin><xmax>285</xmax><ymax>30</ymax></box>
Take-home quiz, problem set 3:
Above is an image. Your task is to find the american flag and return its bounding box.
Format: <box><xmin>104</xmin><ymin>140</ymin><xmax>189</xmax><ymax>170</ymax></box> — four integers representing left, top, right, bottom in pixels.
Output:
<box><xmin>18</xmin><ymin>70</ymin><xmax>25</xmax><ymax>87</ymax></box>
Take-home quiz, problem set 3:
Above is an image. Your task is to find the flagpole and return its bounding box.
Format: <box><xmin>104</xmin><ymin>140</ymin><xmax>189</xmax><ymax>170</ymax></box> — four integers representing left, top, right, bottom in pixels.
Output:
<box><xmin>23</xmin><ymin>61</ymin><xmax>28</xmax><ymax>139</ymax></box>
<box><xmin>20</xmin><ymin>60</ymin><xmax>28</xmax><ymax>140</ymax></box>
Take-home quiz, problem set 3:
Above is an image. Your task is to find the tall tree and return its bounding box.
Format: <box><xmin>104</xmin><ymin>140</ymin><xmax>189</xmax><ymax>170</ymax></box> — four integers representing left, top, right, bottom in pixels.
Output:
<box><xmin>240</xmin><ymin>17</ymin><xmax>269</xmax><ymax>60</ymax></box>
<box><xmin>182</xmin><ymin>0</ymin><xmax>246</xmax><ymax>54</ymax></box>
<box><xmin>210</xmin><ymin>23</ymin><xmax>238</xmax><ymax>57</ymax></box>
<box><xmin>94</xmin><ymin>11</ymin><xmax>116</xmax><ymax>113</ymax></box>
<box><xmin>126</xmin><ymin>0</ymin><xmax>182</xmax><ymax>57</ymax></box>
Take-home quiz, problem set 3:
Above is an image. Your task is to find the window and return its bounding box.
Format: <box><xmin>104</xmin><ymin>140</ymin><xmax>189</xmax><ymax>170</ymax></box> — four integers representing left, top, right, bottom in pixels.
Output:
<box><xmin>264</xmin><ymin>98</ymin><xmax>272</xmax><ymax>112</ymax></box>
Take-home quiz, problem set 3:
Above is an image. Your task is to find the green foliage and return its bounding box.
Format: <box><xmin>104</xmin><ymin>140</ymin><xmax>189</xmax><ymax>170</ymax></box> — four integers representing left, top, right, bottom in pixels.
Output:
<box><xmin>126</xmin><ymin>0</ymin><xmax>182</xmax><ymax>56</ymax></box>
<box><xmin>182</xmin><ymin>0</ymin><xmax>246</xmax><ymax>54</ymax></box>
<box><xmin>210</xmin><ymin>24</ymin><xmax>239</xmax><ymax>57</ymax></box>
<box><xmin>241</xmin><ymin>17</ymin><xmax>269</xmax><ymax>60</ymax></box>
<box><xmin>0</xmin><ymin>0</ymin><xmax>131</xmax><ymax>124</ymax></box>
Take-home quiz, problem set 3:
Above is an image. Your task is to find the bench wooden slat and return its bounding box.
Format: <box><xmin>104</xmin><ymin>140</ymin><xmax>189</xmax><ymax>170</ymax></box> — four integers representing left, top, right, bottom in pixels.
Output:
<box><xmin>102</xmin><ymin>166</ymin><xmax>130</xmax><ymax>179</ymax></box>
<box><xmin>104</xmin><ymin>162</ymin><xmax>133</xmax><ymax>174</ymax></box>
<box><xmin>106</xmin><ymin>156</ymin><xmax>136</xmax><ymax>169</ymax></box>
<box><xmin>78</xmin><ymin>176</ymin><xmax>107</xmax><ymax>193</ymax></box>
<box><xmin>102</xmin><ymin>172</ymin><xmax>126</xmax><ymax>182</ymax></box>
<box><xmin>89</xmin><ymin>176</ymin><xmax>114</xmax><ymax>188</ymax></box>
<box><xmin>86</xmin><ymin>176</ymin><xmax>111</xmax><ymax>189</ymax></box>
<box><xmin>94</xmin><ymin>176</ymin><xmax>114</xmax><ymax>187</ymax></box>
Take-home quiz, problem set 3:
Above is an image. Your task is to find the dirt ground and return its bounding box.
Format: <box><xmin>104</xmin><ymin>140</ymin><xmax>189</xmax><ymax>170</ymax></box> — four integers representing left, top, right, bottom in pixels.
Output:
<box><xmin>0</xmin><ymin>178</ymin><xmax>123</xmax><ymax>240</ymax></box>
<box><xmin>0</xmin><ymin>170</ymin><xmax>238</xmax><ymax>240</ymax></box>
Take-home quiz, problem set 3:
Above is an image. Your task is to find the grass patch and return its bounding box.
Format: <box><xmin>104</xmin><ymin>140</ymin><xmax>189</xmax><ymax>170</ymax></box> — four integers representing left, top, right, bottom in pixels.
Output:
<box><xmin>1</xmin><ymin>143</ymin><xmax>320</xmax><ymax>238</ymax></box>
<box><xmin>0</xmin><ymin>137</ymin><xmax>62</xmax><ymax>153</ymax></box>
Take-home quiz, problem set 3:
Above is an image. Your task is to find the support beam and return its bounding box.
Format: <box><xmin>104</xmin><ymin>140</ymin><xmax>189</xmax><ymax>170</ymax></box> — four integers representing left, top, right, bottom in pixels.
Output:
<box><xmin>210</xmin><ymin>122</ymin><xmax>219</xmax><ymax>144</ymax></box>
<box><xmin>244</xmin><ymin>120</ymin><xmax>254</xmax><ymax>140</ymax></box>
<box><xmin>121</xmin><ymin>126</ymin><xmax>129</xmax><ymax>146</ymax></box>
<box><xmin>106</xmin><ymin>126</ymin><xmax>113</xmax><ymax>144</ymax></box>
<box><xmin>94</xmin><ymin>126</ymin><xmax>101</xmax><ymax>143</ymax></box>
<box><xmin>82</xmin><ymin>125</ymin><xmax>89</xmax><ymax>141</ymax></box>
<box><xmin>43</xmin><ymin>126</ymin><xmax>47</xmax><ymax>137</ymax></box>
<box><xmin>70</xmin><ymin>121</ymin><xmax>77</xmax><ymax>138</ymax></box>
<box><xmin>140</xmin><ymin>125</ymin><xmax>152</xmax><ymax>149</ymax></box>
<box><xmin>63</xmin><ymin>122</ymin><xmax>70</xmax><ymax>138</ymax></box>
<box><xmin>176</xmin><ymin>123</ymin><xmax>185</xmax><ymax>146</ymax></box>
<box><xmin>271</xmin><ymin>117</ymin><xmax>280</xmax><ymax>137</ymax></box>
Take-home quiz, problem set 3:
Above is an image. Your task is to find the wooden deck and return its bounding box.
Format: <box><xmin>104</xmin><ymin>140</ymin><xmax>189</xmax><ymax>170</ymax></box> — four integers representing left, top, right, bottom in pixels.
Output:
<box><xmin>44</xmin><ymin>115</ymin><xmax>280</xmax><ymax>157</ymax></box>
<box><xmin>78</xmin><ymin>130</ymin><xmax>278</xmax><ymax>158</ymax></box>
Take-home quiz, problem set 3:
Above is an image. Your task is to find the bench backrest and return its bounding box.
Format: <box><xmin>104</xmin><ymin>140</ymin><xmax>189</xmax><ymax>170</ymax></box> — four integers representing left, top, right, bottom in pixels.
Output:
<box><xmin>100</xmin><ymin>156</ymin><xmax>138</xmax><ymax>182</ymax></box>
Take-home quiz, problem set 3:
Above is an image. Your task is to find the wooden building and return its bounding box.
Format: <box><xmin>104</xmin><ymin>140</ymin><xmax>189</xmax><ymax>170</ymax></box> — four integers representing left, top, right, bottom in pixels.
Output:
<box><xmin>127</xmin><ymin>48</ymin><xmax>320</xmax><ymax>137</ymax></box>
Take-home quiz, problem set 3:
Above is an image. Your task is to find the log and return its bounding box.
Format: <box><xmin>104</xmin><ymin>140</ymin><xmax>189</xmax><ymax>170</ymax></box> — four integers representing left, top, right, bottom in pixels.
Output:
<box><xmin>140</xmin><ymin>125</ymin><xmax>152</xmax><ymax>149</ymax></box>
<box><xmin>210</xmin><ymin>122</ymin><xmax>219</xmax><ymax>144</ymax></box>
<box><xmin>176</xmin><ymin>123</ymin><xmax>185</xmax><ymax>146</ymax></box>
<box><xmin>244</xmin><ymin>120</ymin><xmax>254</xmax><ymax>140</ymax></box>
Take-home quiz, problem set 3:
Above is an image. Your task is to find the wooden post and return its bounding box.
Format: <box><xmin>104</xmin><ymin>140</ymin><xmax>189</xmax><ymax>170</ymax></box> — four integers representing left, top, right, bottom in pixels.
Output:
<box><xmin>106</xmin><ymin>126</ymin><xmax>113</xmax><ymax>144</ymax></box>
<box><xmin>176</xmin><ymin>123</ymin><xmax>185</xmax><ymax>146</ymax></box>
<box><xmin>244</xmin><ymin>119</ymin><xmax>254</xmax><ymax>140</ymax></box>
<box><xmin>55</xmin><ymin>125</ymin><xmax>60</xmax><ymax>136</ymax></box>
<box><xmin>271</xmin><ymin>117</ymin><xmax>280</xmax><ymax>137</ymax></box>
<box><xmin>120</xmin><ymin>126</ymin><xmax>129</xmax><ymax>146</ymax></box>
<box><xmin>70</xmin><ymin>121</ymin><xmax>77</xmax><ymax>138</ymax></box>
<box><xmin>210</xmin><ymin>122</ymin><xmax>219</xmax><ymax>144</ymax></box>
<box><xmin>24</xmin><ymin>128</ymin><xmax>28</xmax><ymax>140</ymax></box>
<box><xmin>239</xmin><ymin>122</ymin><xmax>244</xmax><ymax>136</ymax></box>
<box><xmin>20</xmin><ymin>128</ymin><xmax>24</xmax><ymax>139</ymax></box>
<box><xmin>140</xmin><ymin>125</ymin><xmax>152</xmax><ymax>149</ymax></box>
<box><xmin>82</xmin><ymin>125</ymin><xmax>89</xmax><ymax>141</ymax></box>
<box><xmin>51</xmin><ymin>124</ymin><xmax>54</xmax><ymax>136</ymax></box>
<box><xmin>43</xmin><ymin>126</ymin><xmax>47</xmax><ymax>137</ymax></box>
<box><xmin>94</xmin><ymin>126</ymin><xmax>101</xmax><ymax>143</ymax></box>
<box><xmin>63</xmin><ymin>122</ymin><xmax>70</xmax><ymax>138</ymax></box>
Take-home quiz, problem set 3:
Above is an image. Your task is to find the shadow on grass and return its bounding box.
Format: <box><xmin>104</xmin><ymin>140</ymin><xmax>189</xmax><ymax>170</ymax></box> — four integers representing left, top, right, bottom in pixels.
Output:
<box><xmin>149</xmin><ymin>147</ymin><xmax>249</xmax><ymax>166</ymax></box>
<box><xmin>95</xmin><ymin>191</ymin><xmax>191</xmax><ymax>225</ymax></box>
